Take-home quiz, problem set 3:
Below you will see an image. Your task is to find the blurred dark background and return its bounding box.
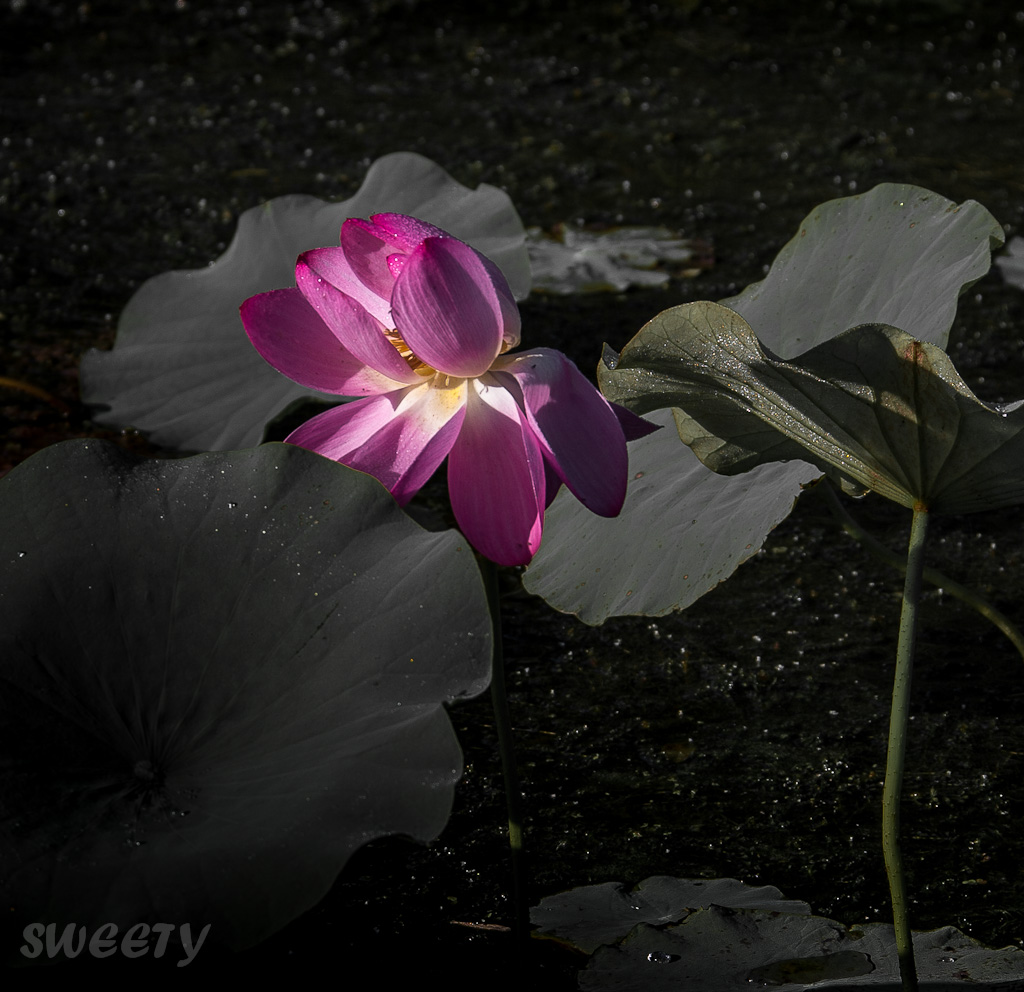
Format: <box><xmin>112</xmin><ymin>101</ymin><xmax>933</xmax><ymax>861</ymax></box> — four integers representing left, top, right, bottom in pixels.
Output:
<box><xmin>2</xmin><ymin>1</ymin><xmax>1023</xmax><ymax>985</ymax></box>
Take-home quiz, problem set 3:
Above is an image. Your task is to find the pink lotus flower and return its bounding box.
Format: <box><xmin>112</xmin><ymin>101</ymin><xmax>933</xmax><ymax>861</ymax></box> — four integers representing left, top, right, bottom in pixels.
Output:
<box><xmin>241</xmin><ymin>213</ymin><xmax>654</xmax><ymax>566</ymax></box>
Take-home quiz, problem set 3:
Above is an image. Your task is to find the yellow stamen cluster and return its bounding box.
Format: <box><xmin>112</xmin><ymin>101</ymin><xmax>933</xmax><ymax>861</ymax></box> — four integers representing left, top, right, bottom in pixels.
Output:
<box><xmin>385</xmin><ymin>327</ymin><xmax>514</xmax><ymax>383</ymax></box>
<box><xmin>386</xmin><ymin>329</ymin><xmax>436</xmax><ymax>377</ymax></box>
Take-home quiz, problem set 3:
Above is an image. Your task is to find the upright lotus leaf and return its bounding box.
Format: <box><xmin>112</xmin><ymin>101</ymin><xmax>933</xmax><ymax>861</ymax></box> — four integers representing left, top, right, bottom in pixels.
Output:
<box><xmin>80</xmin><ymin>151</ymin><xmax>530</xmax><ymax>452</ymax></box>
<box><xmin>531</xmin><ymin>876</ymin><xmax>811</xmax><ymax>954</ymax></box>
<box><xmin>0</xmin><ymin>440</ymin><xmax>491</xmax><ymax>960</ymax></box>
<box><xmin>600</xmin><ymin>301</ymin><xmax>1024</xmax><ymax>515</ymax></box>
<box><xmin>524</xmin><ymin>409</ymin><xmax>818</xmax><ymax>624</ymax></box>
<box><xmin>525</xmin><ymin>184</ymin><xmax>1000</xmax><ymax>623</ymax></box>
<box><xmin>580</xmin><ymin>909</ymin><xmax>1024</xmax><ymax>992</ymax></box>
<box><xmin>722</xmin><ymin>183</ymin><xmax>1003</xmax><ymax>358</ymax></box>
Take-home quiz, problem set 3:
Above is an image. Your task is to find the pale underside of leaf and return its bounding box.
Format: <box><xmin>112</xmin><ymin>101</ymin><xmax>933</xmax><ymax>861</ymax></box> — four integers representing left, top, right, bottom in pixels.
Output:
<box><xmin>721</xmin><ymin>183</ymin><xmax>1003</xmax><ymax>359</ymax></box>
<box><xmin>523</xmin><ymin>408</ymin><xmax>818</xmax><ymax>625</ymax></box>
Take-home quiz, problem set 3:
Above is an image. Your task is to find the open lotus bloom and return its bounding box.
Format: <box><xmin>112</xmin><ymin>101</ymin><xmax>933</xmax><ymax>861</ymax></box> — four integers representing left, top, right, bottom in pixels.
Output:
<box><xmin>242</xmin><ymin>213</ymin><xmax>655</xmax><ymax>565</ymax></box>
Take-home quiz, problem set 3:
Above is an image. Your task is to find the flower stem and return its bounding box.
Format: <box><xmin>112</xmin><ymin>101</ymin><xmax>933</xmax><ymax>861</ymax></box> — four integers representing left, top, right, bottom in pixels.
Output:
<box><xmin>884</xmin><ymin>503</ymin><xmax>928</xmax><ymax>992</ymax></box>
<box><xmin>480</xmin><ymin>557</ymin><xmax>528</xmax><ymax>942</ymax></box>
<box><xmin>819</xmin><ymin>481</ymin><xmax>1024</xmax><ymax>664</ymax></box>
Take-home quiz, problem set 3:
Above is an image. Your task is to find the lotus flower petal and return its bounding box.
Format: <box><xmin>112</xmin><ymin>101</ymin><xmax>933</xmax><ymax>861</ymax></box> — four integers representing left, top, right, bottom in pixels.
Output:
<box><xmin>497</xmin><ymin>348</ymin><xmax>630</xmax><ymax>517</ymax></box>
<box><xmin>287</xmin><ymin>381</ymin><xmax>469</xmax><ymax>505</ymax></box>
<box><xmin>447</xmin><ymin>378</ymin><xmax>548</xmax><ymax>565</ymax></box>
<box><xmin>392</xmin><ymin>239</ymin><xmax>510</xmax><ymax>378</ymax></box>
<box><xmin>242</xmin><ymin>287</ymin><xmax>407</xmax><ymax>396</ymax></box>
<box><xmin>294</xmin><ymin>259</ymin><xmax>419</xmax><ymax>385</ymax></box>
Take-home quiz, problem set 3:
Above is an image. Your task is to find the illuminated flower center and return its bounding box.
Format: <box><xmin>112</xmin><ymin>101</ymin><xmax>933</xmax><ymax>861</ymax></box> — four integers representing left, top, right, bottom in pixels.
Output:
<box><xmin>386</xmin><ymin>329</ymin><xmax>436</xmax><ymax>377</ymax></box>
<box><xmin>386</xmin><ymin>327</ymin><xmax>514</xmax><ymax>378</ymax></box>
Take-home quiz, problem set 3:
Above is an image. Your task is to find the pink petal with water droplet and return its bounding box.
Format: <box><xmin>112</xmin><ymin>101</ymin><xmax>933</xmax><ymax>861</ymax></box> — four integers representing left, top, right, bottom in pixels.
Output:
<box><xmin>300</xmin><ymin>245</ymin><xmax>392</xmax><ymax>326</ymax></box>
<box><xmin>339</xmin><ymin>218</ymin><xmax>402</xmax><ymax>307</ymax></box>
<box><xmin>387</xmin><ymin>252</ymin><xmax>407</xmax><ymax>279</ymax></box>
<box><xmin>295</xmin><ymin>260</ymin><xmax>419</xmax><ymax>384</ymax></box>
<box><xmin>340</xmin><ymin>214</ymin><xmax>450</xmax><ymax>298</ymax></box>
<box><xmin>369</xmin><ymin>213</ymin><xmax>450</xmax><ymax>250</ymax></box>
<box><xmin>241</xmin><ymin>288</ymin><xmax>402</xmax><ymax>395</ymax></box>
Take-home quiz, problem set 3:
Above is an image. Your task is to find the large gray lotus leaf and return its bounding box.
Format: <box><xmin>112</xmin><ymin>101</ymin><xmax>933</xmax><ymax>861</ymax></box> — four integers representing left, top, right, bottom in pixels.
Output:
<box><xmin>524</xmin><ymin>409</ymin><xmax>818</xmax><ymax>625</ymax></box>
<box><xmin>722</xmin><ymin>183</ymin><xmax>1003</xmax><ymax>359</ymax></box>
<box><xmin>530</xmin><ymin>876</ymin><xmax>811</xmax><ymax>954</ymax></box>
<box><xmin>526</xmin><ymin>184</ymin><xmax>999</xmax><ymax>623</ymax></box>
<box><xmin>580</xmin><ymin>907</ymin><xmax>1024</xmax><ymax>991</ymax></box>
<box><xmin>600</xmin><ymin>301</ymin><xmax>1024</xmax><ymax>515</ymax></box>
<box><xmin>0</xmin><ymin>440</ymin><xmax>491</xmax><ymax>959</ymax></box>
<box><xmin>80</xmin><ymin>151</ymin><xmax>530</xmax><ymax>452</ymax></box>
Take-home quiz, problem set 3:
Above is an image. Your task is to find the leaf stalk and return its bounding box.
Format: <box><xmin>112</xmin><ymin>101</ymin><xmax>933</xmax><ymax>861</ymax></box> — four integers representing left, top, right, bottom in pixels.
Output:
<box><xmin>883</xmin><ymin>503</ymin><xmax>928</xmax><ymax>992</ymax></box>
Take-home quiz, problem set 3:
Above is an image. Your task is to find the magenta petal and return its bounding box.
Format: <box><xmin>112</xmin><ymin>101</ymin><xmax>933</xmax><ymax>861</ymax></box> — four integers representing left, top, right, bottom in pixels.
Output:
<box><xmin>295</xmin><ymin>260</ymin><xmax>418</xmax><ymax>384</ymax></box>
<box><xmin>340</xmin><ymin>218</ymin><xmax>402</xmax><ymax>306</ymax></box>
<box><xmin>287</xmin><ymin>381</ymin><xmax>468</xmax><ymax>505</ymax></box>
<box><xmin>542</xmin><ymin>458</ymin><xmax>563</xmax><ymax>508</ymax></box>
<box><xmin>386</xmin><ymin>252</ymin><xmax>407</xmax><ymax>279</ymax></box>
<box><xmin>477</xmin><ymin>253</ymin><xmax>522</xmax><ymax>350</ymax></box>
<box><xmin>241</xmin><ymin>288</ymin><xmax>399</xmax><ymax>395</ymax></box>
<box><xmin>369</xmin><ymin>213</ymin><xmax>450</xmax><ymax>250</ymax></box>
<box><xmin>611</xmin><ymin>401</ymin><xmax>663</xmax><ymax>441</ymax></box>
<box><xmin>496</xmin><ymin>349</ymin><xmax>629</xmax><ymax>517</ymax></box>
<box><xmin>301</xmin><ymin>245</ymin><xmax>392</xmax><ymax>326</ymax></box>
<box><xmin>447</xmin><ymin>378</ymin><xmax>546</xmax><ymax>566</ymax></box>
<box><xmin>392</xmin><ymin>239</ymin><xmax>506</xmax><ymax>378</ymax></box>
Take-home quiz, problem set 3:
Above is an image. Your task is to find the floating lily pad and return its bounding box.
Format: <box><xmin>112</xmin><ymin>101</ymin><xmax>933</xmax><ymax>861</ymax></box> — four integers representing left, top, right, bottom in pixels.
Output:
<box><xmin>80</xmin><ymin>152</ymin><xmax>530</xmax><ymax>452</ymax></box>
<box><xmin>531</xmin><ymin>875</ymin><xmax>811</xmax><ymax>954</ymax></box>
<box><xmin>526</xmin><ymin>224</ymin><xmax>712</xmax><ymax>294</ymax></box>
<box><xmin>526</xmin><ymin>185</ymin><xmax>1003</xmax><ymax>623</ymax></box>
<box><xmin>0</xmin><ymin>440</ymin><xmax>491</xmax><ymax>959</ymax></box>
<box><xmin>580</xmin><ymin>908</ymin><xmax>1024</xmax><ymax>991</ymax></box>
<box><xmin>599</xmin><ymin>301</ymin><xmax>1024</xmax><ymax>514</ymax></box>
<box><xmin>534</xmin><ymin>876</ymin><xmax>1024</xmax><ymax>990</ymax></box>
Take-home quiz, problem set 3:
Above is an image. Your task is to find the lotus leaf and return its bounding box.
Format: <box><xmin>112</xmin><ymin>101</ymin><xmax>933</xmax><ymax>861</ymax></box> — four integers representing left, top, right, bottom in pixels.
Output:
<box><xmin>599</xmin><ymin>301</ymin><xmax>1024</xmax><ymax>515</ymax></box>
<box><xmin>531</xmin><ymin>875</ymin><xmax>810</xmax><ymax>954</ymax></box>
<box><xmin>0</xmin><ymin>440</ymin><xmax>491</xmax><ymax>958</ymax></box>
<box><xmin>581</xmin><ymin>909</ymin><xmax>1024</xmax><ymax>991</ymax></box>
<box><xmin>526</xmin><ymin>184</ymin><xmax>1000</xmax><ymax>622</ymax></box>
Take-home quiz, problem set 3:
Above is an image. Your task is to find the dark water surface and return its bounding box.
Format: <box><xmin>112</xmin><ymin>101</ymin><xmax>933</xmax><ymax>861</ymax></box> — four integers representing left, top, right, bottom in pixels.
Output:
<box><xmin>2</xmin><ymin>0</ymin><xmax>1024</xmax><ymax>984</ymax></box>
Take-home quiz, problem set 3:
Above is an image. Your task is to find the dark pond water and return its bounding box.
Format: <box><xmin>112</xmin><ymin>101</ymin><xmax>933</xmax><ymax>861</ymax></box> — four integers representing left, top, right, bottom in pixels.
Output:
<box><xmin>2</xmin><ymin>0</ymin><xmax>1024</xmax><ymax>984</ymax></box>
